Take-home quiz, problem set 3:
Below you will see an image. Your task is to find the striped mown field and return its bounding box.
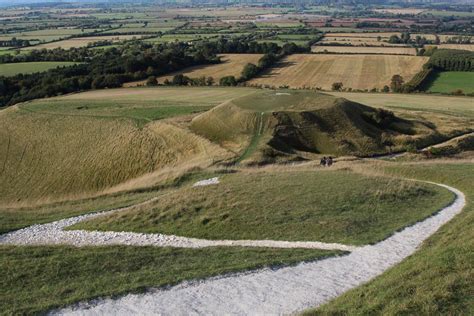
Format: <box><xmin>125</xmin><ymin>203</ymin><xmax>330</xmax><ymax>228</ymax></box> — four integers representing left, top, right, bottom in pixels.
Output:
<box><xmin>248</xmin><ymin>54</ymin><xmax>428</xmax><ymax>90</ymax></box>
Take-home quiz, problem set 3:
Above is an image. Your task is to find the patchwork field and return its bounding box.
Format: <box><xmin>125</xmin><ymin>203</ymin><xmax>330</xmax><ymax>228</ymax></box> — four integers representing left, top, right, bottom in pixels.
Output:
<box><xmin>125</xmin><ymin>54</ymin><xmax>263</xmax><ymax>87</ymax></box>
<box><xmin>0</xmin><ymin>61</ymin><xmax>78</xmax><ymax>76</ymax></box>
<box><xmin>311</xmin><ymin>46</ymin><xmax>417</xmax><ymax>55</ymax></box>
<box><xmin>426</xmin><ymin>72</ymin><xmax>474</xmax><ymax>94</ymax></box>
<box><xmin>248</xmin><ymin>54</ymin><xmax>428</xmax><ymax>90</ymax></box>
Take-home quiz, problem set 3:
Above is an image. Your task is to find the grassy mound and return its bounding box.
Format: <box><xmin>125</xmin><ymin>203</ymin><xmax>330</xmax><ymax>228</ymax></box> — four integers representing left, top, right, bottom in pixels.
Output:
<box><xmin>72</xmin><ymin>169</ymin><xmax>453</xmax><ymax>245</ymax></box>
<box><xmin>191</xmin><ymin>90</ymin><xmax>446</xmax><ymax>163</ymax></box>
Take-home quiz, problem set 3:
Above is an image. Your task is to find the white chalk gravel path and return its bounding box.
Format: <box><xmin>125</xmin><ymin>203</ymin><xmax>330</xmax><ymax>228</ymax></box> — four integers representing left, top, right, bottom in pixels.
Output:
<box><xmin>0</xmin><ymin>182</ymin><xmax>465</xmax><ymax>315</ymax></box>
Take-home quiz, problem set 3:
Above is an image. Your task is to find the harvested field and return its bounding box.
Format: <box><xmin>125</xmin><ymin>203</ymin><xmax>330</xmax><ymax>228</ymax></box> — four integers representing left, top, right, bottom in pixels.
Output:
<box><xmin>248</xmin><ymin>54</ymin><xmax>428</xmax><ymax>90</ymax></box>
<box><xmin>125</xmin><ymin>54</ymin><xmax>263</xmax><ymax>87</ymax></box>
<box><xmin>24</xmin><ymin>35</ymin><xmax>144</xmax><ymax>50</ymax></box>
<box><xmin>327</xmin><ymin>92</ymin><xmax>474</xmax><ymax>118</ymax></box>
<box><xmin>311</xmin><ymin>46</ymin><xmax>417</xmax><ymax>55</ymax></box>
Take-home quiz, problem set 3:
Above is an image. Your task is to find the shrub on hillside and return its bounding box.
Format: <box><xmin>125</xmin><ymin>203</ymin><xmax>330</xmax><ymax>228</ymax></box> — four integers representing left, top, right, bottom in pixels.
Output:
<box><xmin>146</xmin><ymin>76</ymin><xmax>158</xmax><ymax>86</ymax></box>
<box><xmin>219</xmin><ymin>76</ymin><xmax>238</xmax><ymax>86</ymax></box>
<box><xmin>331</xmin><ymin>82</ymin><xmax>343</xmax><ymax>91</ymax></box>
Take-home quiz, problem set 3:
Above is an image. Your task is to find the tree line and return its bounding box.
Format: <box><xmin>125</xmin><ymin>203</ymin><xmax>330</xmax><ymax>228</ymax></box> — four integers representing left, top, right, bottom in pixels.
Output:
<box><xmin>0</xmin><ymin>42</ymin><xmax>220</xmax><ymax>107</ymax></box>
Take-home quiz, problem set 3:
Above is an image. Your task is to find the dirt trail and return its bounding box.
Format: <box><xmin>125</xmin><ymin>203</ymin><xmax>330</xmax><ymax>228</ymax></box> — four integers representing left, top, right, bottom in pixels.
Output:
<box><xmin>0</xmin><ymin>203</ymin><xmax>356</xmax><ymax>252</ymax></box>
<box><xmin>4</xmin><ymin>181</ymin><xmax>461</xmax><ymax>315</ymax></box>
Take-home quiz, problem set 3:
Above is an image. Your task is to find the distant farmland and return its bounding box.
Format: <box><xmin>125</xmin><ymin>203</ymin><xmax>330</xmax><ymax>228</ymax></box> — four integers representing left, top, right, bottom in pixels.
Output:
<box><xmin>125</xmin><ymin>54</ymin><xmax>263</xmax><ymax>87</ymax></box>
<box><xmin>311</xmin><ymin>46</ymin><xmax>417</xmax><ymax>55</ymax></box>
<box><xmin>248</xmin><ymin>54</ymin><xmax>428</xmax><ymax>90</ymax></box>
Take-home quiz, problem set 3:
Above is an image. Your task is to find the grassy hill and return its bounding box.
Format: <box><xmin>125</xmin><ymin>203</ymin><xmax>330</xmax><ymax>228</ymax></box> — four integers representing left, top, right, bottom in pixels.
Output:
<box><xmin>191</xmin><ymin>90</ymin><xmax>467</xmax><ymax>163</ymax></box>
<box><xmin>0</xmin><ymin>87</ymin><xmax>259</xmax><ymax>206</ymax></box>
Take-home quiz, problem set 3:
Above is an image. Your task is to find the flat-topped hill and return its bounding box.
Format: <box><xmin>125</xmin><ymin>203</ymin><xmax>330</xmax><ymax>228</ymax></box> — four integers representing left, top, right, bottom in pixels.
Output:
<box><xmin>191</xmin><ymin>90</ymin><xmax>447</xmax><ymax>163</ymax></box>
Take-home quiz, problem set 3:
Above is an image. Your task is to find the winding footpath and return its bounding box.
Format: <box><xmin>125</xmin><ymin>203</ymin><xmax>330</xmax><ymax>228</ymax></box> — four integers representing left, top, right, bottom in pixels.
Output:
<box><xmin>0</xmin><ymin>182</ymin><xmax>466</xmax><ymax>315</ymax></box>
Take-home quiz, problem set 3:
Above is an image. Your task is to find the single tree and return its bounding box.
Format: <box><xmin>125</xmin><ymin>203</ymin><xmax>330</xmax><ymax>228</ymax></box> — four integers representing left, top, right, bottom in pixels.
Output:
<box><xmin>206</xmin><ymin>76</ymin><xmax>214</xmax><ymax>86</ymax></box>
<box><xmin>331</xmin><ymin>82</ymin><xmax>343</xmax><ymax>91</ymax></box>
<box><xmin>220</xmin><ymin>76</ymin><xmax>237</xmax><ymax>86</ymax></box>
<box><xmin>390</xmin><ymin>75</ymin><xmax>404</xmax><ymax>93</ymax></box>
<box><xmin>241</xmin><ymin>63</ymin><xmax>259</xmax><ymax>81</ymax></box>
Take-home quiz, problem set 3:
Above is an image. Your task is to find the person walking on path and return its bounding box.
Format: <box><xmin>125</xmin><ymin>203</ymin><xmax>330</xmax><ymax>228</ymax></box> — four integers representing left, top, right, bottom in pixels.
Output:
<box><xmin>320</xmin><ymin>157</ymin><xmax>327</xmax><ymax>167</ymax></box>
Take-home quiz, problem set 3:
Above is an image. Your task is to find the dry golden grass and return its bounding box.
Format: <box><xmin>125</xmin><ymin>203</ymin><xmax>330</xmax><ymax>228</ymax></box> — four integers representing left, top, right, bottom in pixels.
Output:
<box><xmin>0</xmin><ymin>105</ymin><xmax>230</xmax><ymax>206</ymax></box>
<box><xmin>311</xmin><ymin>46</ymin><xmax>417</xmax><ymax>55</ymax></box>
<box><xmin>124</xmin><ymin>54</ymin><xmax>263</xmax><ymax>87</ymax></box>
<box><xmin>24</xmin><ymin>35</ymin><xmax>143</xmax><ymax>50</ymax></box>
<box><xmin>248</xmin><ymin>54</ymin><xmax>428</xmax><ymax>90</ymax></box>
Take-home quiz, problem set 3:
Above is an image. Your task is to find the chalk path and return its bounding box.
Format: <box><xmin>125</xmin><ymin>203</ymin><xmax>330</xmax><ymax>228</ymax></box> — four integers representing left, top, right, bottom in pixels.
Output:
<box><xmin>0</xmin><ymin>182</ymin><xmax>465</xmax><ymax>315</ymax></box>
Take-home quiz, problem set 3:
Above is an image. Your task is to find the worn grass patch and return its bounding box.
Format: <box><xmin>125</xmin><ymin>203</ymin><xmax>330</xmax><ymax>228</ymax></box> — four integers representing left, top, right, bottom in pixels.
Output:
<box><xmin>306</xmin><ymin>162</ymin><xmax>474</xmax><ymax>315</ymax></box>
<box><xmin>72</xmin><ymin>169</ymin><xmax>453</xmax><ymax>245</ymax></box>
<box><xmin>1</xmin><ymin>245</ymin><xmax>341</xmax><ymax>315</ymax></box>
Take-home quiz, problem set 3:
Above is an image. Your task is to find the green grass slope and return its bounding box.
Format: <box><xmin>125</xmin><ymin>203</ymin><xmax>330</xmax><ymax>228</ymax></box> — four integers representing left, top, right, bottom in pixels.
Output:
<box><xmin>192</xmin><ymin>90</ymin><xmax>463</xmax><ymax>163</ymax></box>
<box><xmin>1</xmin><ymin>245</ymin><xmax>341</xmax><ymax>314</ymax></box>
<box><xmin>306</xmin><ymin>162</ymin><xmax>474</xmax><ymax>315</ymax></box>
<box><xmin>72</xmin><ymin>169</ymin><xmax>453</xmax><ymax>246</ymax></box>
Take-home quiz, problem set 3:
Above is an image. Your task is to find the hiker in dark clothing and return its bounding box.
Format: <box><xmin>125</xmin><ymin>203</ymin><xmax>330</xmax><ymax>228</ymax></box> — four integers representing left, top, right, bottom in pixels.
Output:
<box><xmin>327</xmin><ymin>156</ymin><xmax>333</xmax><ymax>167</ymax></box>
<box><xmin>320</xmin><ymin>157</ymin><xmax>327</xmax><ymax>167</ymax></box>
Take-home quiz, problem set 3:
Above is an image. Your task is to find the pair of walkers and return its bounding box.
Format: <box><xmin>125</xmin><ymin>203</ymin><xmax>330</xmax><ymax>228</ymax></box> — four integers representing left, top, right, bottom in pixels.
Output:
<box><xmin>320</xmin><ymin>156</ymin><xmax>333</xmax><ymax>167</ymax></box>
